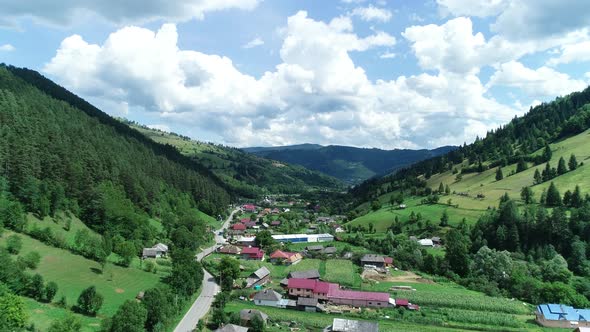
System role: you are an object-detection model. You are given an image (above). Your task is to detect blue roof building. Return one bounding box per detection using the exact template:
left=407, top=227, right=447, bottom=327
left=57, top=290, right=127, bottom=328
left=536, top=303, right=590, bottom=328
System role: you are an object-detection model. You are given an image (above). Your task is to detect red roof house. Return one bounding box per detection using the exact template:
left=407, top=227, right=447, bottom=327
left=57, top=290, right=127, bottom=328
left=384, top=257, right=394, bottom=267
left=287, top=278, right=390, bottom=308
left=233, top=223, right=247, bottom=231
left=243, top=204, right=257, bottom=212
left=270, top=220, right=281, bottom=226
left=240, top=218, right=251, bottom=223
left=241, top=247, right=264, bottom=260
left=269, top=250, right=302, bottom=265
left=394, top=298, right=409, bottom=307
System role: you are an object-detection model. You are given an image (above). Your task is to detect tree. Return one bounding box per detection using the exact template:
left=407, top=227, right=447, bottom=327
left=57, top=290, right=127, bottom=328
left=218, top=256, right=240, bottom=291
left=371, top=200, right=382, bottom=211
left=255, top=230, right=275, bottom=248
left=473, top=246, right=513, bottom=284
left=438, top=182, right=444, bottom=193
left=21, top=251, right=41, bottom=269
left=520, top=187, right=534, bottom=204
left=439, top=210, right=449, bottom=227
left=445, top=184, right=451, bottom=195
left=142, top=287, right=176, bottom=331
left=48, top=315, right=82, bottom=332
left=495, top=167, right=504, bottom=181
left=28, top=273, right=45, bottom=300
left=76, top=286, right=103, bottom=316
left=445, top=229, right=470, bottom=277
left=44, top=281, right=58, bottom=302
left=117, top=241, right=136, bottom=267
left=534, top=169, right=542, bottom=184
left=569, top=154, right=578, bottom=171
left=543, top=143, right=552, bottom=162
left=546, top=182, right=562, bottom=207
left=557, top=157, right=567, bottom=175
left=516, top=158, right=528, bottom=173
left=105, top=300, right=147, bottom=332
left=6, top=234, right=22, bottom=254
left=542, top=255, right=572, bottom=283
left=571, top=185, right=583, bottom=208
left=0, top=290, right=28, bottom=330
left=250, top=313, right=265, bottom=332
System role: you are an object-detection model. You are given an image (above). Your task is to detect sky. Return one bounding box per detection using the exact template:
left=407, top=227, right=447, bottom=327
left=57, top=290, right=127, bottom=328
left=1, top=0, right=590, bottom=149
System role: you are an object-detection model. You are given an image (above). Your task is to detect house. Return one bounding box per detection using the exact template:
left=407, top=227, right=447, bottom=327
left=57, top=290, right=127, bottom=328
left=431, top=236, right=442, bottom=245
left=142, top=243, right=169, bottom=258
left=245, top=221, right=257, bottom=228
left=242, top=204, right=257, bottom=212
left=231, top=223, right=246, bottom=235
left=235, top=236, right=256, bottom=247
left=270, top=220, right=281, bottom=227
left=253, top=289, right=283, bottom=307
left=297, top=297, right=319, bottom=312
left=269, top=250, right=302, bottom=265
left=394, top=298, right=409, bottom=307
left=272, top=233, right=334, bottom=243
left=536, top=304, right=590, bottom=328
left=287, top=279, right=390, bottom=308
left=317, top=216, right=334, bottom=223
left=383, top=257, right=394, bottom=267
left=306, top=245, right=324, bottom=252
left=327, top=318, right=379, bottom=332
left=214, top=324, right=249, bottom=332
left=323, top=246, right=338, bottom=256
left=360, top=254, right=385, bottom=268
left=241, top=247, right=264, bottom=260
left=418, top=239, right=434, bottom=247
left=246, top=266, right=271, bottom=288
left=272, top=208, right=280, bottom=214
left=240, top=218, right=251, bottom=223
left=218, top=245, right=241, bottom=255
left=288, top=278, right=338, bottom=301
left=281, top=269, right=321, bottom=287
left=239, top=309, right=268, bottom=327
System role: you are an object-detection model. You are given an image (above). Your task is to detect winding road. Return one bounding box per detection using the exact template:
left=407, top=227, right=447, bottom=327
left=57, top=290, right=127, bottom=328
left=174, top=208, right=240, bottom=332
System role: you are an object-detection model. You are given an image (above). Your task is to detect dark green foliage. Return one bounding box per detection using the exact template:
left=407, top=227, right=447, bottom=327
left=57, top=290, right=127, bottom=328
left=546, top=182, right=562, bottom=207
left=44, top=281, right=58, bottom=302
left=371, top=200, right=382, bottom=211
left=557, top=157, right=568, bottom=175
left=516, top=158, right=528, bottom=173
left=440, top=210, right=449, bottom=227
left=543, top=144, right=552, bottom=162
left=116, top=241, right=136, bottom=267
left=0, top=66, right=230, bottom=246
left=6, top=234, right=22, bottom=254
left=495, top=167, right=503, bottom=181
left=168, top=248, right=204, bottom=297
left=520, top=187, right=534, bottom=204
left=254, top=230, right=275, bottom=248
left=27, top=273, right=44, bottom=300
left=0, top=284, right=28, bottom=330
left=218, top=256, right=240, bottom=292
left=104, top=300, right=147, bottom=332
left=20, top=251, right=41, bottom=269
left=142, top=286, right=177, bottom=332
left=569, top=154, right=579, bottom=171
left=534, top=169, right=542, bottom=185
left=76, top=286, right=103, bottom=316
left=445, top=229, right=470, bottom=277
left=250, top=313, right=265, bottom=332
left=48, top=315, right=82, bottom=332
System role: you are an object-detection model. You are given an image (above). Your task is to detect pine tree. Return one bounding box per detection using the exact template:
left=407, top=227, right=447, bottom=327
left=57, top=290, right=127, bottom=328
left=569, top=154, right=578, bottom=171
left=516, top=158, right=528, bottom=173
left=520, top=186, right=534, bottom=204
left=571, top=185, right=583, bottom=208
left=438, top=182, right=444, bottom=194
left=440, top=210, right=449, bottom=227
left=545, top=182, right=562, bottom=207
left=445, top=184, right=451, bottom=195
left=543, top=143, right=552, bottom=162
left=534, top=169, right=542, bottom=184
left=495, top=167, right=504, bottom=181
left=557, top=157, right=567, bottom=175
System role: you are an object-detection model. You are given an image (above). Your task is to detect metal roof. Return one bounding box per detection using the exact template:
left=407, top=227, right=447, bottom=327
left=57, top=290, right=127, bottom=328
left=331, top=318, right=378, bottom=332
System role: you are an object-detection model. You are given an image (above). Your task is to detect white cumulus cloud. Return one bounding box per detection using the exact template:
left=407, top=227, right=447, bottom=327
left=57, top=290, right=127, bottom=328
left=0, top=43, right=15, bottom=51
left=350, top=5, right=392, bottom=23
left=242, top=37, right=264, bottom=49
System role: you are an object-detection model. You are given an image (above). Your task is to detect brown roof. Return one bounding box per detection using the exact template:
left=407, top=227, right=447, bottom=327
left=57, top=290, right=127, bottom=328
left=297, top=297, right=318, bottom=306
left=239, top=309, right=268, bottom=322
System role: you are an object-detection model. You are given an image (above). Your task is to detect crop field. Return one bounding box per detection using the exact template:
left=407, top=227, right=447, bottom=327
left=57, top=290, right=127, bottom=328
left=323, top=259, right=356, bottom=286
left=0, top=231, right=163, bottom=317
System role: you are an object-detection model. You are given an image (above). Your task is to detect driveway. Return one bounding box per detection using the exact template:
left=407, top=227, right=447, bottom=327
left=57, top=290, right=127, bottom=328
left=174, top=208, right=240, bottom=332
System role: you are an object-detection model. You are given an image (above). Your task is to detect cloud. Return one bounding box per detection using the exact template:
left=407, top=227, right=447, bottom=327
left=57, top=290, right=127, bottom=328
left=436, top=0, right=590, bottom=42
left=487, top=61, right=588, bottom=98
left=547, top=40, right=590, bottom=65
left=242, top=37, right=264, bottom=49
left=350, top=5, right=392, bottom=23
left=0, top=0, right=260, bottom=27
left=45, top=11, right=522, bottom=149
left=0, top=43, right=15, bottom=51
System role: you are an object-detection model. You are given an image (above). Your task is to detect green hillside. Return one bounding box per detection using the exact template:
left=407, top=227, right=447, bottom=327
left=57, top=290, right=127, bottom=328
left=0, top=65, right=215, bottom=331
left=244, top=144, right=456, bottom=184
left=128, top=122, right=344, bottom=197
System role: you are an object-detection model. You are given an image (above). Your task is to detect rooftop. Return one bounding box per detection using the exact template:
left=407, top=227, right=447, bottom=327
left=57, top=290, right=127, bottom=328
left=288, top=269, right=320, bottom=279
left=253, top=289, right=282, bottom=302
left=331, top=318, right=379, bottom=332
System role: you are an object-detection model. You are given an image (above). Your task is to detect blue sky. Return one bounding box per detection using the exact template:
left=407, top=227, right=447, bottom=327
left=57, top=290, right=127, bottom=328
left=1, top=0, right=590, bottom=149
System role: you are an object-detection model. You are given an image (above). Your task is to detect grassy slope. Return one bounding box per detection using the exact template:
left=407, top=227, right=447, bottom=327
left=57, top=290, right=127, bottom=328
left=0, top=231, right=163, bottom=317
left=349, top=129, right=590, bottom=230
left=131, top=124, right=343, bottom=195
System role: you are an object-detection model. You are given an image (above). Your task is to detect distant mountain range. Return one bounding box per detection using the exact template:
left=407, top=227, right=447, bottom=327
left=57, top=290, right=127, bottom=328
left=242, top=144, right=457, bottom=184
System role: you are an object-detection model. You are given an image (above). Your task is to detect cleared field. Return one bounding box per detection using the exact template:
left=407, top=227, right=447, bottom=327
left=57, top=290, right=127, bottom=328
left=0, top=231, right=163, bottom=317
left=324, top=259, right=355, bottom=286
left=23, top=297, right=101, bottom=332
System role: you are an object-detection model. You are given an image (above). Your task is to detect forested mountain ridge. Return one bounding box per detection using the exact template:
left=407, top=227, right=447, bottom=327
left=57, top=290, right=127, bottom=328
left=243, top=144, right=456, bottom=184
left=0, top=64, right=230, bottom=240
left=127, top=122, right=344, bottom=197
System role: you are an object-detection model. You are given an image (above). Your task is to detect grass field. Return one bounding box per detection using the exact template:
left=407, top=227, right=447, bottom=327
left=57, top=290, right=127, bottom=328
left=0, top=231, right=164, bottom=317
left=323, top=260, right=356, bottom=287
left=23, top=297, right=101, bottom=332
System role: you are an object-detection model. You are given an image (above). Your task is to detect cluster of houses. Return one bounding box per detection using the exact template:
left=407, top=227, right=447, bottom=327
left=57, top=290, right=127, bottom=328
left=536, top=303, right=590, bottom=328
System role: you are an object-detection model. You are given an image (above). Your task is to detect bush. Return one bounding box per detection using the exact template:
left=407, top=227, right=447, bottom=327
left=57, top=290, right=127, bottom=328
left=75, top=286, right=103, bottom=316
left=6, top=234, right=22, bottom=255
left=44, top=281, right=58, bottom=302
left=21, top=251, right=41, bottom=269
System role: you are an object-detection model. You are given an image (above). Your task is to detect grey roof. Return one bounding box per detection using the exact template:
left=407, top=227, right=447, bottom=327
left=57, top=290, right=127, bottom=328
left=253, top=289, right=282, bottom=302
left=323, top=247, right=337, bottom=254
left=152, top=243, right=168, bottom=252
left=215, top=324, right=249, bottom=332
left=251, top=266, right=271, bottom=279
left=142, top=248, right=159, bottom=257
left=240, top=309, right=268, bottom=322
left=361, top=254, right=385, bottom=263
left=306, top=245, right=324, bottom=251
left=288, top=269, right=320, bottom=279
left=331, top=318, right=379, bottom=332
left=297, top=297, right=318, bottom=306
left=280, top=278, right=289, bottom=286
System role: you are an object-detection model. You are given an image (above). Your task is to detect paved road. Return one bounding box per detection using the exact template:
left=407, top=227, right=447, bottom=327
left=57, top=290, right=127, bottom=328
left=174, top=208, right=239, bottom=332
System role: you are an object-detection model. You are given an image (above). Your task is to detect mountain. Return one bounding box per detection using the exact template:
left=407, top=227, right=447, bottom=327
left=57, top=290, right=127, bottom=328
left=0, top=64, right=230, bottom=242
left=127, top=123, right=344, bottom=197
left=243, top=144, right=456, bottom=184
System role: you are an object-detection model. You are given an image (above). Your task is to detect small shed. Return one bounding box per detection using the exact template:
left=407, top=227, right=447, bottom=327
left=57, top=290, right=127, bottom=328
left=297, top=297, right=318, bottom=312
